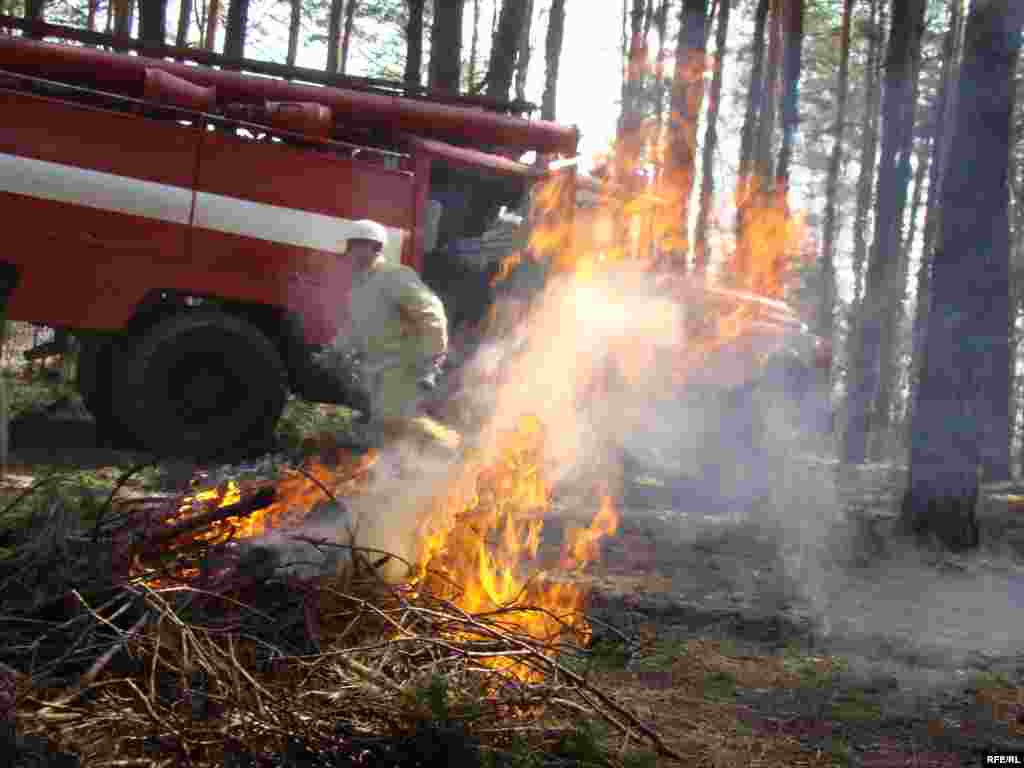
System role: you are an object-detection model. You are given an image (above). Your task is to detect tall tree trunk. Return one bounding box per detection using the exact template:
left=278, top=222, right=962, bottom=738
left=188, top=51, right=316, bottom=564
left=467, top=0, right=481, bottom=89
left=223, top=0, right=249, bottom=60
left=176, top=0, right=193, bottom=47
left=24, top=0, right=45, bottom=38
left=204, top=0, right=221, bottom=50
left=651, top=0, right=671, bottom=149
left=514, top=0, right=535, bottom=103
left=87, top=0, right=100, bottom=32
left=850, top=0, right=883, bottom=309
left=737, top=0, right=769, bottom=188
left=693, top=0, right=730, bottom=275
left=733, top=0, right=769, bottom=280
left=817, top=0, right=853, bottom=348
left=663, top=0, right=709, bottom=270
left=774, top=0, right=803, bottom=190
left=843, top=0, right=926, bottom=465
left=339, top=0, right=360, bottom=75
left=541, top=0, right=567, bottom=121
left=901, top=0, right=1022, bottom=551
left=405, top=0, right=426, bottom=86
left=138, top=0, right=167, bottom=47
left=112, top=0, right=135, bottom=49
left=430, top=0, right=465, bottom=93
left=286, top=0, right=302, bottom=67
left=909, top=0, right=965, bottom=424
left=753, top=0, right=782, bottom=182
left=326, top=0, right=343, bottom=73
left=871, top=22, right=928, bottom=462
left=485, top=0, right=528, bottom=101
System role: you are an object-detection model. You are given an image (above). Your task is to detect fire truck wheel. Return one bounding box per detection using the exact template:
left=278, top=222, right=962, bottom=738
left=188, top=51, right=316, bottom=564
left=113, top=311, right=288, bottom=459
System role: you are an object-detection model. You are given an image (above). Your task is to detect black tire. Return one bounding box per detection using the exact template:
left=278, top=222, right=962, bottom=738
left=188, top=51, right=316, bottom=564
left=113, top=311, right=288, bottom=459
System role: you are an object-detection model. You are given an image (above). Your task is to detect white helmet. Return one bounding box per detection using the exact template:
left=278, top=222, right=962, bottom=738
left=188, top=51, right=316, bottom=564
left=346, top=219, right=388, bottom=248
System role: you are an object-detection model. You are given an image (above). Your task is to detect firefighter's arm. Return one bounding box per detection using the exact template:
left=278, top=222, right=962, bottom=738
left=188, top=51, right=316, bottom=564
left=391, top=268, right=449, bottom=360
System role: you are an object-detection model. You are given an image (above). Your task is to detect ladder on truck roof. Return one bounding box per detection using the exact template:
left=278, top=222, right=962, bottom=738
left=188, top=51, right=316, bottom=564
left=0, top=13, right=537, bottom=117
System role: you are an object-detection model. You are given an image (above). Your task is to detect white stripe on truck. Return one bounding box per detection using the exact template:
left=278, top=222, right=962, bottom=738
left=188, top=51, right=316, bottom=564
left=0, top=151, right=192, bottom=225
left=0, top=151, right=407, bottom=262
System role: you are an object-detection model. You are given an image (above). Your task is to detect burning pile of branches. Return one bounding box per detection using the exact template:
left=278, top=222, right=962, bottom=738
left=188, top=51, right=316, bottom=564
left=0, top=431, right=679, bottom=768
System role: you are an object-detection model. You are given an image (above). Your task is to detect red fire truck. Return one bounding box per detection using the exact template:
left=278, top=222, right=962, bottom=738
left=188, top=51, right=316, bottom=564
left=0, top=21, right=578, bottom=457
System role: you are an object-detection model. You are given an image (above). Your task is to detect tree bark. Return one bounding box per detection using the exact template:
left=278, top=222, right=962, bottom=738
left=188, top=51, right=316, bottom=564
left=339, top=0, right=360, bottom=75
left=485, top=0, right=528, bottom=101
left=774, top=0, right=803, bottom=191
left=901, top=0, right=1023, bottom=550
left=817, top=0, right=853, bottom=348
left=843, top=0, right=926, bottom=465
left=405, top=0, right=426, bottom=86
left=737, top=0, right=769, bottom=188
left=223, top=0, right=249, bottom=60
left=326, top=0, right=343, bottom=73
left=87, top=0, right=99, bottom=32
left=850, top=0, right=883, bottom=309
left=870, top=20, right=928, bottom=462
left=24, top=0, right=45, bottom=39
left=541, top=0, right=567, bottom=122
left=204, top=0, right=221, bottom=51
left=514, top=0, right=535, bottom=103
left=663, top=0, right=709, bottom=270
left=286, top=0, right=302, bottom=67
left=467, top=0, right=481, bottom=89
left=430, top=0, right=465, bottom=93
left=138, top=0, right=167, bottom=47
left=753, top=0, right=782, bottom=183
left=176, top=0, right=193, bottom=47
left=693, top=0, right=729, bottom=276
left=112, top=0, right=135, bottom=49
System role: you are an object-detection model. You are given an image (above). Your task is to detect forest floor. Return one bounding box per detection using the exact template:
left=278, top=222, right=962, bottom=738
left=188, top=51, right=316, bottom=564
left=1, top=370, right=1023, bottom=766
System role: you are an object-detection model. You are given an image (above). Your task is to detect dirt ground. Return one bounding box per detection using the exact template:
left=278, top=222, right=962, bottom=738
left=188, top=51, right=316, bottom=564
left=3, top=403, right=1024, bottom=767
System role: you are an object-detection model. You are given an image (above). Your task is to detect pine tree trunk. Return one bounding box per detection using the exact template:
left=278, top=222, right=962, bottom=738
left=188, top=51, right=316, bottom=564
left=844, top=0, right=925, bottom=465
left=113, top=0, right=135, bottom=49
left=774, top=0, right=803, bottom=191
left=651, top=0, right=671, bottom=146
left=326, top=0, right=343, bottom=73
left=733, top=0, right=769, bottom=278
left=871, top=26, right=927, bottom=462
left=850, top=0, right=883, bottom=309
left=541, top=0, right=567, bottom=122
left=223, top=0, right=249, bottom=60
left=87, top=0, right=99, bottom=32
left=485, top=0, right=528, bottom=101
left=286, top=0, right=301, bottom=67
left=901, top=0, right=1022, bottom=551
left=24, top=0, right=45, bottom=38
left=693, top=0, right=729, bottom=276
left=138, top=0, right=167, bottom=47
left=339, top=0, right=359, bottom=75
left=467, top=0, right=481, bottom=89
left=204, top=0, right=220, bottom=50
left=737, top=0, right=769, bottom=189
left=514, top=0, right=534, bottom=103
left=430, top=0, right=465, bottom=93
left=405, top=0, right=426, bottom=86
left=753, top=0, right=782, bottom=183
left=176, top=0, right=193, bottom=47
left=663, top=0, right=709, bottom=270
left=817, top=0, right=853, bottom=347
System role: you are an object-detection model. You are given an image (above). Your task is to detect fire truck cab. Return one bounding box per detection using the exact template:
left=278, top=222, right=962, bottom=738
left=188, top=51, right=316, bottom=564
left=0, top=26, right=578, bottom=458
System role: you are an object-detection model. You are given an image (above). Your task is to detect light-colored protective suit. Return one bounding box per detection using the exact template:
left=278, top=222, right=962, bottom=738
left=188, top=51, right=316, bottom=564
left=341, top=254, right=459, bottom=453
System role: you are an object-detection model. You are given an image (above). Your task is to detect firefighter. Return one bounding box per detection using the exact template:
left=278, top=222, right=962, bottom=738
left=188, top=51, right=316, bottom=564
left=334, top=220, right=460, bottom=456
